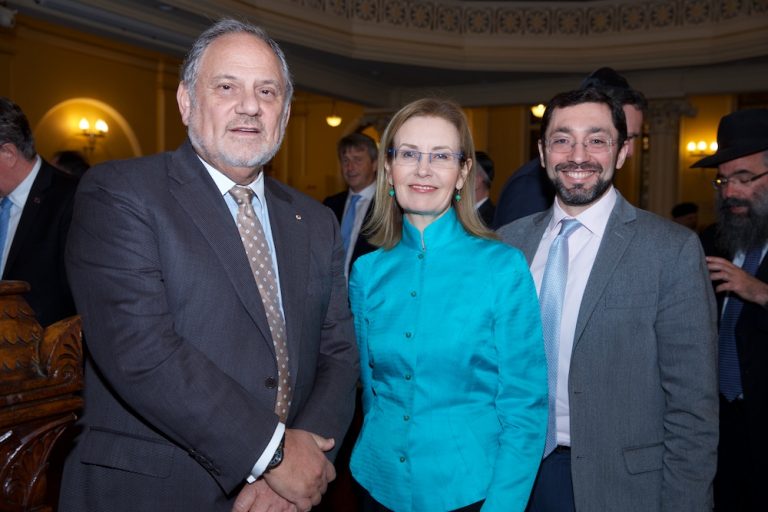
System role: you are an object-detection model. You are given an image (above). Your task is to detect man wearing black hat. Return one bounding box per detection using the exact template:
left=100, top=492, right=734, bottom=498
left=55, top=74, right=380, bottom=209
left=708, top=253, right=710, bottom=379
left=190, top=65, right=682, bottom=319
left=692, top=108, right=768, bottom=512
left=474, top=150, right=496, bottom=226
left=493, top=67, right=647, bottom=228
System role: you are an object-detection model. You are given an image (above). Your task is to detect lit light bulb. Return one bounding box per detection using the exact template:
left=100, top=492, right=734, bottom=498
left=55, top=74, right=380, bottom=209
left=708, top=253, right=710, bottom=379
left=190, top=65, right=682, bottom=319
left=95, top=119, right=109, bottom=134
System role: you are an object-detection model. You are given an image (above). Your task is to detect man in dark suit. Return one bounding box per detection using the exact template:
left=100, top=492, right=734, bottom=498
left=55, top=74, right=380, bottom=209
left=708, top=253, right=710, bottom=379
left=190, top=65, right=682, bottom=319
left=0, top=97, right=76, bottom=327
left=493, top=67, right=646, bottom=228
left=323, top=133, right=378, bottom=277
left=500, top=88, right=718, bottom=511
left=474, top=150, right=495, bottom=227
left=59, top=19, right=359, bottom=512
left=693, top=108, right=768, bottom=512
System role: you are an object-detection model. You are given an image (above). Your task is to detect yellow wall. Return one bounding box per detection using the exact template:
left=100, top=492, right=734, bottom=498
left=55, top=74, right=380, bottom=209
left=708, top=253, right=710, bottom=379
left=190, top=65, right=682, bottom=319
left=679, top=95, right=737, bottom=228
left=465, top=105, right=530, bottom=202
left=0, top=16, right=186, bottom=165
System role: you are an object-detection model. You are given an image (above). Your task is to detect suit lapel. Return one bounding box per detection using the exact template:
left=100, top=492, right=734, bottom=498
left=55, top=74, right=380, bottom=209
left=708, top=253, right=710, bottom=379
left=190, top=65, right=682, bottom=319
left=167, top=141, right=275, bottom=353
left=519, top=212, right=551, bottom=264
left=573, top=194, right=637, bottom=348
left=265, top=178, right=308, bottom=385
left=5, top=161, right=52, bottom=273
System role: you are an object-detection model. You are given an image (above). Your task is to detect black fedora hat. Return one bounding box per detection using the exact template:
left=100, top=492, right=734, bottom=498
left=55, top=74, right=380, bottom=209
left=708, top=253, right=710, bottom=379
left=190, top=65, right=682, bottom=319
left=691, top=108, right=768, bottom=168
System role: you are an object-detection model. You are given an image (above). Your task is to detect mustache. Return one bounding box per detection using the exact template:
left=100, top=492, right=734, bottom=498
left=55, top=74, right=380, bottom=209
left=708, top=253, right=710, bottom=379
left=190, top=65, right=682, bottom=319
left=554, top=162, right=602, bottom=173
left=226, top=117, right=264, bottom=131
left=720, top=197, right=751, bottom=211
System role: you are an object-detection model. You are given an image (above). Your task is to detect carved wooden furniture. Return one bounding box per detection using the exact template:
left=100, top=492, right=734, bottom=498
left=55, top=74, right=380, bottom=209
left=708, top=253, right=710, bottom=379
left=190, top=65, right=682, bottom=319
left=0, top=281, right=82, bottom=512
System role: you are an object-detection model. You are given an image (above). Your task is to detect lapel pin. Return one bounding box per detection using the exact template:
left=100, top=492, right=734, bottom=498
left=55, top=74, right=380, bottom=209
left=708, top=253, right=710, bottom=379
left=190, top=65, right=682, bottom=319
left=295, top=214, right=302, bottom=221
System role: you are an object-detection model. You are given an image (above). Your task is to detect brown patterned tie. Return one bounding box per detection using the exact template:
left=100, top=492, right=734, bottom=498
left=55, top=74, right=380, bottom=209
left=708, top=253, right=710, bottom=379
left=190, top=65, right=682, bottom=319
left=230, top=185, right=292, bottom=422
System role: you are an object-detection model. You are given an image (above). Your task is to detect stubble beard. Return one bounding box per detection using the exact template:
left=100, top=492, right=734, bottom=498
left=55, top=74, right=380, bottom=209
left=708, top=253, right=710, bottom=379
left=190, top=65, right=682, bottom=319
left=187, top=108, right=286, bottom=171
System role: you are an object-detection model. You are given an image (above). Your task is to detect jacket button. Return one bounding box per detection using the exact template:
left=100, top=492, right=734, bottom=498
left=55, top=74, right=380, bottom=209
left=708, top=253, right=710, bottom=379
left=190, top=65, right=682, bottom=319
left=265, top=377, right=277, bottom=388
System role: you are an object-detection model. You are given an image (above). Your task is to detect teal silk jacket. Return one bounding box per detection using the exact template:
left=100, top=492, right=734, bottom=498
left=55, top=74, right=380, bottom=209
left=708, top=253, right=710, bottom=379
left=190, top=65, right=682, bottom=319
left=349, top=209, right=547, bottom=511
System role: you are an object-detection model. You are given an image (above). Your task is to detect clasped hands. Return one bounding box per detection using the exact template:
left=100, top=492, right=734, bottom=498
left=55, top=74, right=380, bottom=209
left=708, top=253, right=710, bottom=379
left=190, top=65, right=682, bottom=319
left=233, top=429, right=336, bottom=512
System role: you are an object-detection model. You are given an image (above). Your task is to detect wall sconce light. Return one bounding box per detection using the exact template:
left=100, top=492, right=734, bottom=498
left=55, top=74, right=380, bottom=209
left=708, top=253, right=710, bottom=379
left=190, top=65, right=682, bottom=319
left=686, top=140, right=717, bottom=157
left=79, top=117, right=109, bottom=154
left=326, top=102, right=342, bottom=128
left=530, top=104, right=546, bottom=119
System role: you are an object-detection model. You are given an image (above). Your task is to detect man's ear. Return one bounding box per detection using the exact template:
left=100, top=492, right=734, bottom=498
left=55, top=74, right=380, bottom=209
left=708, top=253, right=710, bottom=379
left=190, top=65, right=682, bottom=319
left=538, top=139, right=546, bottom=168
left=177, top=82, right=191, bottom=126
left=615, top=139, right=629, bottom=169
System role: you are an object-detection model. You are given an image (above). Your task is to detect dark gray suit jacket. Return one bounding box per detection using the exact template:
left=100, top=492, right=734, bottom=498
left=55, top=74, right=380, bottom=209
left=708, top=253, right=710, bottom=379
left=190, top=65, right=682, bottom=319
left=499, top=192, right=718, bottom=512
left=60, top=140, right=359, bottom=511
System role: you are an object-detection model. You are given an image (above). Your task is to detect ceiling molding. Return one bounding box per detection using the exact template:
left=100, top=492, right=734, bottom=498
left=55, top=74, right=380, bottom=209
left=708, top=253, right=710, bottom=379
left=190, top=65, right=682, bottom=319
left=7, top=0, right=768, bottom=107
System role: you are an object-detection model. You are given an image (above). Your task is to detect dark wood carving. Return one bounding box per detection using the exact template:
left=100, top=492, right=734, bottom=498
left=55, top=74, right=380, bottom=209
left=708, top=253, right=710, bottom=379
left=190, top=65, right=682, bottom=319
left=0, top=281, right=83, bottom=512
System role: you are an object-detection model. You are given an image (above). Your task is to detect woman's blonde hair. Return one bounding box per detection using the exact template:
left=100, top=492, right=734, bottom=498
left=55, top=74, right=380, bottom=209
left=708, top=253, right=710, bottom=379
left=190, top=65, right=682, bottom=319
left=365, top=98, right=496, bottom=249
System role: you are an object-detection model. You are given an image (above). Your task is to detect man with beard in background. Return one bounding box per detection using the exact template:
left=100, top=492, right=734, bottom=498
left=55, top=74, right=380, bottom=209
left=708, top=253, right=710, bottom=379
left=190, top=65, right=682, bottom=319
left=694, top=108, right=768, bottom=512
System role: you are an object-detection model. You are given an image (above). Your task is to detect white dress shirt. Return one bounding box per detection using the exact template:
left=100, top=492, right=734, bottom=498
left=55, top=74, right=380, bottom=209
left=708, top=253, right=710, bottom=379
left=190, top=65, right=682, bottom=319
left=200, top=157, right=286, bottom=481
left=1, top=156, right=41, bottom=274
left=530, top=186, right=617, bottom=447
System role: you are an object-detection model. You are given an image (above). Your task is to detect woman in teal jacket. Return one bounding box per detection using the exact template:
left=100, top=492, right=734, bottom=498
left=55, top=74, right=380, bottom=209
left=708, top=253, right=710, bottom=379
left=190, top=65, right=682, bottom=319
left=349, top=98, right=547, bottom=512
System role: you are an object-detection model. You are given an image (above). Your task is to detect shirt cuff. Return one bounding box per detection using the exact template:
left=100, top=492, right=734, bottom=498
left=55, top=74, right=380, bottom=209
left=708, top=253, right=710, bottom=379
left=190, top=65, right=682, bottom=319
left=246, top=422, right=286, bottom=484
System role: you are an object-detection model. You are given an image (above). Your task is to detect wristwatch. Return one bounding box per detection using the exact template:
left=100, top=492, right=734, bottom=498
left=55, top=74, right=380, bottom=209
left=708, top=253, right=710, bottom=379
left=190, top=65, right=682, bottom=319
left=265, top=433, right=285, bottom=472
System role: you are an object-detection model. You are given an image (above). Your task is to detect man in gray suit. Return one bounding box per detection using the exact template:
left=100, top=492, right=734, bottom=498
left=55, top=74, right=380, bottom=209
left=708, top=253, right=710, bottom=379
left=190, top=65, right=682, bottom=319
left=499, top=88, right=718, bottom=511
left=60, top=19, right=359, bottom=512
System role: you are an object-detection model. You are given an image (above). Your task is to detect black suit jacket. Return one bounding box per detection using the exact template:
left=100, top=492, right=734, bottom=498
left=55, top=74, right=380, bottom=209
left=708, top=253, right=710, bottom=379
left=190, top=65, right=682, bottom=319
left=477, top=198, right=495, bottom=227
left=2, top=159, right=77, bottom=327
left=701, top=226, right=768, bottom=431
left=322, top=190, right=377, bottom=273
left=492, top=158, right=555, bottom=229
left=60, top=141, right=359, bottom=511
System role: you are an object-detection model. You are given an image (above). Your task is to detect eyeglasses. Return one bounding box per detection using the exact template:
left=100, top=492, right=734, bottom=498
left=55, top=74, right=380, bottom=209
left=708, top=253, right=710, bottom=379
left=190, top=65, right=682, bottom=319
left=388, top=148, right=464, bottom=170
left=712, top=170, right=768, bottom=190
left=545, top=136, right=616, bottom=154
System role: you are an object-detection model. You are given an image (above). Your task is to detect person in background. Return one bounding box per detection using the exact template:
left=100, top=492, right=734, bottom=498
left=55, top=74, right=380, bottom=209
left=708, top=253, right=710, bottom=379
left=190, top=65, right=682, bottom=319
left=500, top=88, right=718, bottom=511
left=474, top=150, right=495, bottom=226
left=51, top=149, right=90, bottom=179
left=323, top=133, right=378, bottom=278
left=350, top=97, right=547, bottom=511
left=670, top=201, right=699, bottom=231
left=0, top=96, right=76, bottom=327
left=493, top=67, right=647, bottom=228
left=59, top=19, right=359, bottom=512
left=693, top=108, right=768, bottom=512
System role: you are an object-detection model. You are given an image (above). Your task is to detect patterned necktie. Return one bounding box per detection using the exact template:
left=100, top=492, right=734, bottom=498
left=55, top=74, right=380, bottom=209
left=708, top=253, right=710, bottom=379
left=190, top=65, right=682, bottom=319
left=0, top=197, right=13, bottom=269
left=340, top=194, right=361, bottom=252
left=539, top=218, right=581, bottom=458
left=718, top=246, right=763, bottom=401
left=230, top=185, right=292, bottom=422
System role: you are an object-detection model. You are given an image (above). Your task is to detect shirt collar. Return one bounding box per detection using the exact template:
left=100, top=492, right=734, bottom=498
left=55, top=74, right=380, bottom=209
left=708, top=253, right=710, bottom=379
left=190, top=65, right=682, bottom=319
left=351, top=181, right=376, bottom=201
left=199, top=156, right=266, bottom=205
left=8, top=155, right=41, bottom=208
left=548, top=185, right=617, bottom=238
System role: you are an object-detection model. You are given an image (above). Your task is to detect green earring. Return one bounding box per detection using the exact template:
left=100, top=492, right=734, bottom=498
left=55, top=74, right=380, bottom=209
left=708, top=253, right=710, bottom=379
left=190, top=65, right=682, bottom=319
left=388, top=187, right=395, bottom=197
left=454, top=190, right=462, bottom=202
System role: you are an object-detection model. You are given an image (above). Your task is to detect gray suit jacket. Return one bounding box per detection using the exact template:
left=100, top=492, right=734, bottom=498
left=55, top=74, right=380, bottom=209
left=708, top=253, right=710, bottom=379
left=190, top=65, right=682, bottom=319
left=60, top=140, right=359, bottom=511
left=499, top=192, right=718, bottom=512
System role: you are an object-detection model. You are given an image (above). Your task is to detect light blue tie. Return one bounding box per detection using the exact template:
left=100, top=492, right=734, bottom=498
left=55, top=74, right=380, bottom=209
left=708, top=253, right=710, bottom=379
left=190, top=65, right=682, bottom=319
left=718, top=246, right=763, bottom=401
left=539, top=218, right=581, bottom=458
left=341, top=194, right=361, bottom=252
left=0, top=197, right=13, bottom=269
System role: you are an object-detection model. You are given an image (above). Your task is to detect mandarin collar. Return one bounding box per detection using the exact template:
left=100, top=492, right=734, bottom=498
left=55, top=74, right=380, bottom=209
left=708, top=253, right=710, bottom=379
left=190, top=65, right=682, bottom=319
left=401, top=207, right=465, bottom=251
